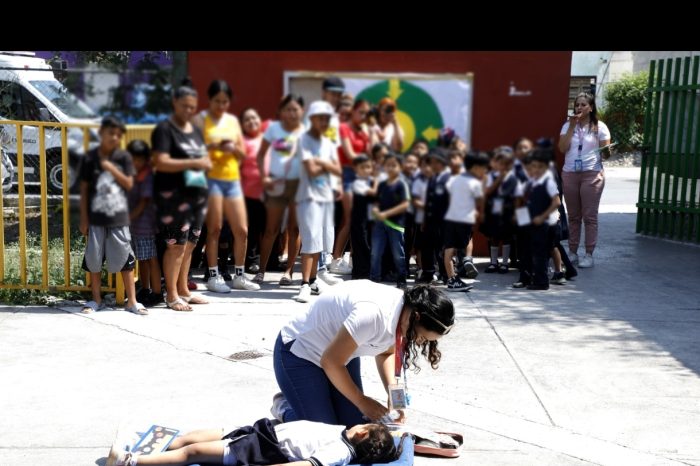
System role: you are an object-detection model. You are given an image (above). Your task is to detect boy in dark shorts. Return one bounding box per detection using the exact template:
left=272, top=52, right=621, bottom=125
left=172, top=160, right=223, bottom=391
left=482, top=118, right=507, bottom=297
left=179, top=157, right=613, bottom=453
left=443, top=151, right=490, bottom=292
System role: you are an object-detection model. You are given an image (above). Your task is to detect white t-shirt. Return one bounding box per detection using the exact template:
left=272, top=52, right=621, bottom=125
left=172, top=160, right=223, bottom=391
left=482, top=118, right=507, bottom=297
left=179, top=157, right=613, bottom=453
left=264, top=121, right=305, bottom=180
left=275, top=421, right=353, bottom=466
left=444, top=173, right=483, bottom=224
left=411, top=175, right=429, bottom=224
left=280, top=280, right=405, bottom=366
left=559, top=121, right=611, bottom=173
left=295, top=132, right=337, bottom=203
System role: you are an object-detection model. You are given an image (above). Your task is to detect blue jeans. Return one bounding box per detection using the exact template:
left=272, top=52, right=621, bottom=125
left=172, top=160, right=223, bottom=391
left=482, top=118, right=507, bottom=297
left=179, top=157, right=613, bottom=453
left=273, top=333, right=365, bottom=427
left=370, top=222, right=406, bottom=282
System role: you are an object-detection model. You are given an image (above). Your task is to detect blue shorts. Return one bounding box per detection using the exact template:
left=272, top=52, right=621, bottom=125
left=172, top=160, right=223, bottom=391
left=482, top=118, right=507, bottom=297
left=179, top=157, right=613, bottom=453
left=342, top=166, right=356, bottom=192
left=208, top=178, right=243, bottom=199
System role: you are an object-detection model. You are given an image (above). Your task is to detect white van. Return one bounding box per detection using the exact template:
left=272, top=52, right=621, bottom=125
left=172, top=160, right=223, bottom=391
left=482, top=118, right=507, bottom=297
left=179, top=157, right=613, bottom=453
left=0, top=51, right=99, bottom=193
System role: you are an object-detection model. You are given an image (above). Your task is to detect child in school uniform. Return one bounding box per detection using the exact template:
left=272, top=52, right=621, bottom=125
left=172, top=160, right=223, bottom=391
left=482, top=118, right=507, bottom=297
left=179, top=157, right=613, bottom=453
left=443, top=151, right=490, bottom=292
left=482, top=146, right=518, bottom=274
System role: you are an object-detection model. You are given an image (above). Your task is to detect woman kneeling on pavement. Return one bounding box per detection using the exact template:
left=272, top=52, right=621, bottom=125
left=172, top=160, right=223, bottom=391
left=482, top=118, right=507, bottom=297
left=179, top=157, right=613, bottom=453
left=272, top=280, right=455, bottom=426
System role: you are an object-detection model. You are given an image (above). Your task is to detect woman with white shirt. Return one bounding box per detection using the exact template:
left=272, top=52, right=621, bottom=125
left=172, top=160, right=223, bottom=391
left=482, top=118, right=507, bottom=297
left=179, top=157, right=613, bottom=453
left=558, top=92, right=611, bottom=268
left=272, top=281, right=455, bottom=427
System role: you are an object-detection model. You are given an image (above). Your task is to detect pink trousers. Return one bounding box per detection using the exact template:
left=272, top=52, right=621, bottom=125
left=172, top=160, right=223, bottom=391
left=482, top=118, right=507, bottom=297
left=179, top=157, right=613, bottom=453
left=562, top=170, right=605, bottom=254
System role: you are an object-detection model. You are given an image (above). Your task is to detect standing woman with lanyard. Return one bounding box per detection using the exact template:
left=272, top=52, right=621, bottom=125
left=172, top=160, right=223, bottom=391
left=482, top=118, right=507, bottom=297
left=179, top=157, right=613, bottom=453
left=558, top=92, right=611, bottom=269
left=272, top=280, right=455, bottom=427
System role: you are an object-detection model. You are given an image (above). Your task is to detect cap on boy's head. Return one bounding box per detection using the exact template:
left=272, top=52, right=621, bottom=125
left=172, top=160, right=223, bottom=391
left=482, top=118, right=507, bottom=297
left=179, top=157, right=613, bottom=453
left=100, top=115, right=126, bottom=133
left=307, top=100, right=335, bottom=118
left=322, top=76, right=345, bottom=93
left=427, top=148, right=448, bottom=165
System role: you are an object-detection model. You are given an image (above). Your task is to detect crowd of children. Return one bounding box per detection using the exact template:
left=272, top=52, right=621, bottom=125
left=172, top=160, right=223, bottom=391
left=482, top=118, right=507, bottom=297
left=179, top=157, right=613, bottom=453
left=80, top=76, right=580, bottom=315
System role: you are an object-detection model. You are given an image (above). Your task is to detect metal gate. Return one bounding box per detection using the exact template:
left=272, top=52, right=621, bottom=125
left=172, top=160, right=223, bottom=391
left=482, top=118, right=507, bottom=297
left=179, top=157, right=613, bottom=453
left=637, top=56, right=700, bottom=243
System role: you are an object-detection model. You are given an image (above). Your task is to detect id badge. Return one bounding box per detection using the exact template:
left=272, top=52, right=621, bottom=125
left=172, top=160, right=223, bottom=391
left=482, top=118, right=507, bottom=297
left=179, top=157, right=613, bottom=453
left=574, top=159, right=583, bottom=172
left=388, top=383, right=408, bottom=409
left=492, top=198, right=504, bottom=215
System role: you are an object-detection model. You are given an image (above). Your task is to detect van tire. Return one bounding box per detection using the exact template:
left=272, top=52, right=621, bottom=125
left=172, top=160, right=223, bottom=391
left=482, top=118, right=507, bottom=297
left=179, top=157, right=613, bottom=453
left=46, top=150, right=72, bottom=194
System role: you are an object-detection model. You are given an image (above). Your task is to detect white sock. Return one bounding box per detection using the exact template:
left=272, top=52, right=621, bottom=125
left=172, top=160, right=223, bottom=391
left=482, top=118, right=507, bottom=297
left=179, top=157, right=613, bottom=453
left=502, top=245, right=511, bottom=264
left=235, top=266, right=244, bottom=276
left=209, top=266, right=218, bottom=278
left=490, top=247, right=498, bottom=264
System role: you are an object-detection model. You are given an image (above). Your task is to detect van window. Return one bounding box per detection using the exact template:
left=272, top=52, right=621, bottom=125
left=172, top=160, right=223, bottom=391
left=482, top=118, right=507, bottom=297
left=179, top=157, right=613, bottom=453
left=0, top=81, right=23, bottom=120
left=29, top=80, right=96, bottom=119
left=0, top=81, right=59, bottom=122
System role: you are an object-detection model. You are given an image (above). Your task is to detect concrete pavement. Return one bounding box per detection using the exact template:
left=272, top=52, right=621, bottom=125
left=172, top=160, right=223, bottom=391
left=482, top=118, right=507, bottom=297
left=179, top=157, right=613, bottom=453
left=1, top=167, right=699, bottom=466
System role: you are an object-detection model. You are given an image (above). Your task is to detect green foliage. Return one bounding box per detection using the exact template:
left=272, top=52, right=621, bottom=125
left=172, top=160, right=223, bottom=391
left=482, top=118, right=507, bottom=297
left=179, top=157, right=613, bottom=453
left=601, top=71, right=649, bottom=152
left=0, top=233, right=91, bottom=305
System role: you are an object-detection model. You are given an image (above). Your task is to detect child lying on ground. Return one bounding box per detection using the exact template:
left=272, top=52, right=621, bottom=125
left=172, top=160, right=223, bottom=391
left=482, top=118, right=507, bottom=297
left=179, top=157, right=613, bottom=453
left=107, top=417, right=405, bottom=466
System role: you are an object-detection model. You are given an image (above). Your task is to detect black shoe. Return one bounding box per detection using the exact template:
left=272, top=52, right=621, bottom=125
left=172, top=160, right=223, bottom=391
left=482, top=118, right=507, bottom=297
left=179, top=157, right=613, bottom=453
left=396, top=281, right=407, bottom=290
left=145, top=290, right=165, bottom=306
left=551, top=272, right=566, bottom=285
left=447, top=276, right=473, bottom=292
left=222, top=272, right=233, bottom=283
left=248, top=263, right=260, bottom=274
left=136, top=287, right=152, bottom=302
left=462, top=260, right=479, bottom=279
left=564, top=267, right=578, bottom=280
left=484, top=263, right=498, bottom=273
left=497, top=263, right=509, bottom=274
left=527, top=284, right=549, bottom=290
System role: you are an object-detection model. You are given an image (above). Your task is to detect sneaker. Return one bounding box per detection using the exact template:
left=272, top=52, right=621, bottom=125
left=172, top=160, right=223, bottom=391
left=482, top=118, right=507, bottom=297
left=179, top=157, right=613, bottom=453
left=207, top=275, right=231, bottom=293
left=564, top=266, right=578, bottom=280
left=252, top=272, right=265, bottom=284
left=569, top=252, right=579, bottom=266
left=318, top=269, right=343, bottom=285
left=294, top=284, right=312, bottom=303
left=310, top=281, right=322, bottom=295
left=551, top=272, right=567, bottom=285
left=248, top=263, right=260, bottom=274
left=233, top=274, right=261, bottom=291
left=447, top=276, right=473, bottom=292
left=462, top=260, right=479, bottom=279
left=484, top=263, right=498, bottom=273
left=329, top=258, right=352, bottom=275
left=270, top=392, right=291, bottom=422
left=497, top=263, right=509, bottom=274
left=578, top=254, right=594, bottom=268
left=512, top=281, right=528, bottom=289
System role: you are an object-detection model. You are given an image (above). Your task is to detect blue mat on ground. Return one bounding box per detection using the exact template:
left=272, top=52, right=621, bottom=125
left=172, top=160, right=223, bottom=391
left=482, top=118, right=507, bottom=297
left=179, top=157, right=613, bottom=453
left=188, top=430, right=414, bottom=466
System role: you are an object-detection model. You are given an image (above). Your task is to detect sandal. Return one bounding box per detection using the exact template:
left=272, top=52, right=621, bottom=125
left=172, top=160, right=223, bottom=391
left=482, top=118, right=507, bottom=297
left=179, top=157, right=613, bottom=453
left=181, top=294, right=209, bottom=305
left=279, top=273, right=293, bottom=286
left=125, top=302, right=149, bottom=315
left=81, top=300, right=106, bottom=314
left=166, top=297, right=192, bottom=312
left=252, top=272, right=265, bottom=284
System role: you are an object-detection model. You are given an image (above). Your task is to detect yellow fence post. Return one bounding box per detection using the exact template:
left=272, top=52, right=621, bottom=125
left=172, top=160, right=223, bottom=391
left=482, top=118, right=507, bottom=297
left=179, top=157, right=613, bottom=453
left=16, top=123, right=27, bottom=285
left=39, top=125, right=49, bottom=288
left=61, top=127, right=71, bottom=288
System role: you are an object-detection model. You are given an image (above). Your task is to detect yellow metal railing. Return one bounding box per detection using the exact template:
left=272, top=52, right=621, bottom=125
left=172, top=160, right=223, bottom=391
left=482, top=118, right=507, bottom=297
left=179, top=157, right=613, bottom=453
left=0, top=119, right=155, bottom=305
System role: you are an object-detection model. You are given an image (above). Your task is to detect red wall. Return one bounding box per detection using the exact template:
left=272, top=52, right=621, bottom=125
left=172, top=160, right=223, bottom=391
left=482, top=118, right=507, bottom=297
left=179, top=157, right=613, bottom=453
left=188, top=51, right=572, bottom=256
left=188, top=51, right=571, bottom=153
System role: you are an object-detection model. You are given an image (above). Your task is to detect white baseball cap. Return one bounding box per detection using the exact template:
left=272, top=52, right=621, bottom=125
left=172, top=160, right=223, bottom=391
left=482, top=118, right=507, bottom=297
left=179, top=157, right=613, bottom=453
left=307, top=100, right=335, bottom=118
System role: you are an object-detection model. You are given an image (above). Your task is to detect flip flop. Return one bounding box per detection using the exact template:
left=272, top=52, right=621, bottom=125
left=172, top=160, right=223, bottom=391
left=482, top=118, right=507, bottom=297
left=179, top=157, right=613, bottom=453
left=81, top=300, right=106, bottom=314
left=166, top=297, right=192, bottom=312
left=181, top=294, right=208, bottom=305
left=125, top=302, right=149, bottom=315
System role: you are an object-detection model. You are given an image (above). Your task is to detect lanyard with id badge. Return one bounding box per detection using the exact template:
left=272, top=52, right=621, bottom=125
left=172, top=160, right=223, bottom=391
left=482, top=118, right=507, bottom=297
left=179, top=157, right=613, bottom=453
left=390, top=329, right=410, bottom=411
left=575, top=125, right=585, bottom=172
